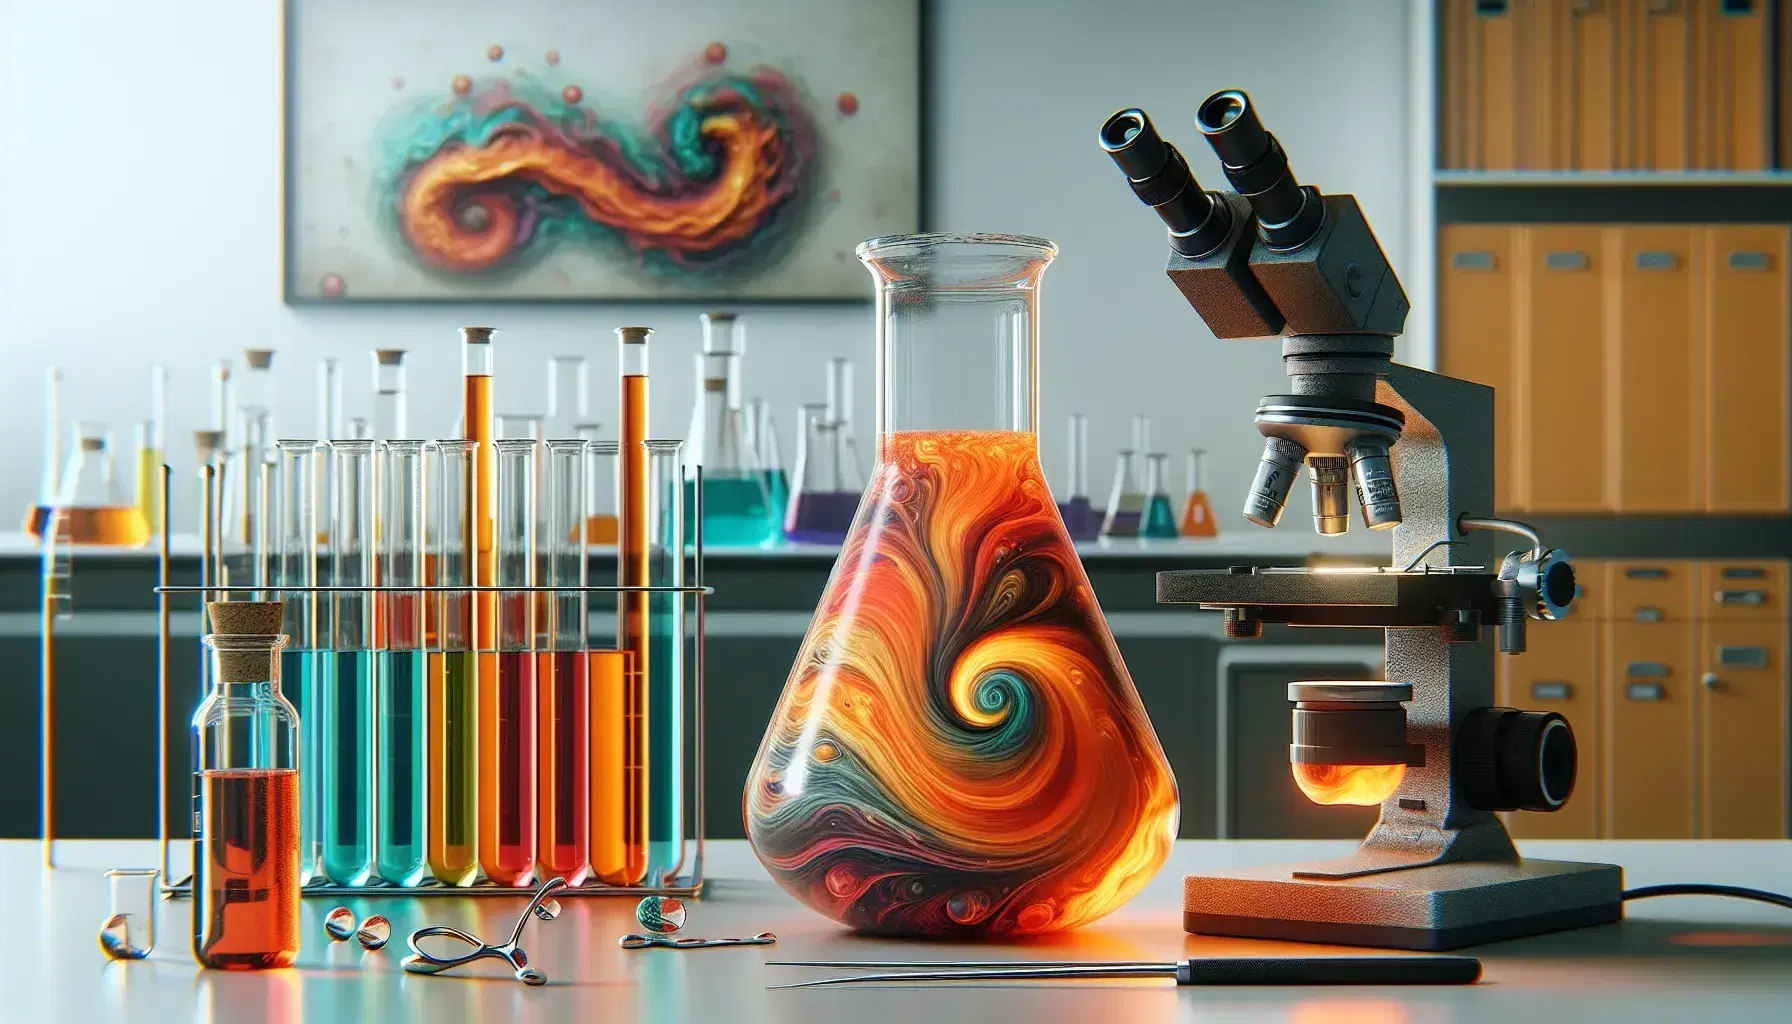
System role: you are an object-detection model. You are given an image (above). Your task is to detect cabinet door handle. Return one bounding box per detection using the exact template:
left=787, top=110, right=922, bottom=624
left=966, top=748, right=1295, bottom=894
left=1634, top=251, right=1679, bottom=270
left=1624, top=567, right=1669, bottom=580
left=1531, top=681, right=1573, bottom=701
left=1627, top=661, right=1670, bottom=678
left=1631, top=606, right=1664, bottom=623
left=1546, top=251, right=1589, bottom=271
left=1627, top=683, right=1667, bottom=701
left=1702, top=672, right=1721, bottom=691
left=1452, top=251, right=1496, bottom=271
left=1715, top=589, right=1767, bottom=606
left=1727, top=251, right=1772, bottom=271
left=1717, top=646, right=1770, bottom=668
left=1719, top=567, right=1767, bottom=580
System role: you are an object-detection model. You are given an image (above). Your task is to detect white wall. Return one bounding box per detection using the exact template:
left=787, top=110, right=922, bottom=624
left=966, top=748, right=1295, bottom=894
left=1, top=0, right=1411, bottom=550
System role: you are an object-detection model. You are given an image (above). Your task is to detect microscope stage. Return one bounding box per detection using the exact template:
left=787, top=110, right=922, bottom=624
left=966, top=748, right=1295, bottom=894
left=1184, top=857, right=1623, bottom=950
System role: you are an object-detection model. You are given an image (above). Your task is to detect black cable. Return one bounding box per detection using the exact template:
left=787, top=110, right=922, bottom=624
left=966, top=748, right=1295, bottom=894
left=1621, top=883, right=1792, bottom=912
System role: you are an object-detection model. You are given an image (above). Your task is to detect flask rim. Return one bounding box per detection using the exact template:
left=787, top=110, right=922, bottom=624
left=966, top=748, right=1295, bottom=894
left=856, top=232, right=1057, bottom=262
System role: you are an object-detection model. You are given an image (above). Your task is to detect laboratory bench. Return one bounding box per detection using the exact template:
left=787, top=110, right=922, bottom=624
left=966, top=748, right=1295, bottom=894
left=2, top=534, right=1786, bottom=844
left=8, top=838, right=1792, bottom=1023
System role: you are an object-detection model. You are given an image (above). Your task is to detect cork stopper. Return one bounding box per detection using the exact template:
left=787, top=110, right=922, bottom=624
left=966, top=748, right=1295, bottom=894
left=244, top=349, right=275, bottom=370
left=460, top=326, right=496, bottom=343
left=703, top=311, right=736, bottom=322
left=206, top=601, right=285, bottom=683
left=192, top=429, right=224, bottom=462
left=616, top=326, right=653, bottom=344
left=375, top=348, right=407, bottom=365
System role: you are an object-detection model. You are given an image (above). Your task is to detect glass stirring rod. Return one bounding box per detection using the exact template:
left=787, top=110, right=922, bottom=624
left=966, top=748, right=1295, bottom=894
left=765, top=955, right=1482, bottom=989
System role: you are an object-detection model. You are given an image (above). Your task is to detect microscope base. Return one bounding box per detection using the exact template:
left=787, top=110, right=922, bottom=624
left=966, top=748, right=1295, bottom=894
left=1183, top=857, right=1623, bottom=950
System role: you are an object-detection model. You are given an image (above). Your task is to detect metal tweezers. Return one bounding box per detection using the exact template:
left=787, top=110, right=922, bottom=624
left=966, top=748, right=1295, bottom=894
left=402, top=877, right=568, bottom=986
left=765, top=955, right=1483, bottom=989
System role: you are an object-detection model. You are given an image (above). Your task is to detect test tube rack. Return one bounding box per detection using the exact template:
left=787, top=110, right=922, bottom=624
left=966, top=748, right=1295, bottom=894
left=110, top=461, right=712, bottom=898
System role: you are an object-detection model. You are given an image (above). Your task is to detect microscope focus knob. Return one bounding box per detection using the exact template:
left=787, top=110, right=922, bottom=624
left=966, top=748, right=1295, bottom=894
left=1455, top=707, right=1576, bottom=813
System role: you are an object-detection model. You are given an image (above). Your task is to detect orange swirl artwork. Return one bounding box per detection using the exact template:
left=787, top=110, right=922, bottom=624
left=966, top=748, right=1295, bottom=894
left=745, top=430, right=1180, bottom=937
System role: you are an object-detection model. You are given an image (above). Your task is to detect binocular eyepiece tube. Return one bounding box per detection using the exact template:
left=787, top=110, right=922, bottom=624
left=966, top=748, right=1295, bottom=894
left=1194, top=90, right=1324, bottom=251
left=1099, top=108, right=1232, bottom=257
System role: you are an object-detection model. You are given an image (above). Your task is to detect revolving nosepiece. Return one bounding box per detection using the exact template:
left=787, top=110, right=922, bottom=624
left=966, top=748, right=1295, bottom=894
left=1100, top=108, right=1231, bottom=257
left=1195, top=89, right=1324, bottom=250
left=1243, top=435, right=1307, bottom=528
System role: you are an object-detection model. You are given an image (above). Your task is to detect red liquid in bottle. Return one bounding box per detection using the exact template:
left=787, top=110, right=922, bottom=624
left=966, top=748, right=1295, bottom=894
left=480, top=651, right=538, bottom=886
left=537, top=650, right=590, bottom=885
left=194, top=768, right=301, bottom=969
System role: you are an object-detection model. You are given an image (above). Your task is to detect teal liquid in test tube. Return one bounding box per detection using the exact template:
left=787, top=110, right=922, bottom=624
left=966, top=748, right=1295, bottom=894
left=645, top=439, right=686, bottom=882
left=377, top=439, right=429, bottom=886
left=323, top=439, right=377, bottom=886
left=274, top=438, right=322, bottom=884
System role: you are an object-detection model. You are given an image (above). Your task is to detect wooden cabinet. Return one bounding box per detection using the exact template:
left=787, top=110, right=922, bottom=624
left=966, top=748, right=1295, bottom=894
left=1606, top=560, right=1696, bottom=623
left=1699, top=621, right=1788, bottom=838
left=1517, top=226, right=1609, bottom=511
left=1501, top=619, right=1601, bottom=839
left=1703, top=226, right=1791, bottom=512
left=1603, top=620, right=1698, bottom=838
left=1437, top=223, right=1789, bottom=514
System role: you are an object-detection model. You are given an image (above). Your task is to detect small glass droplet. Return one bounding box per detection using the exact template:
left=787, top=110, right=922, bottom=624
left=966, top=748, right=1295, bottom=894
left=98, top=914, right=151, bottom=961
left=357, top=916, right=391, bottom=950
left=324, top=907, right=357, bottom=941
left=517, top=966, right=547, bottom=986
left=532, top=898, right=561, bottom=922
left=635, top=895, right=687, bottom=934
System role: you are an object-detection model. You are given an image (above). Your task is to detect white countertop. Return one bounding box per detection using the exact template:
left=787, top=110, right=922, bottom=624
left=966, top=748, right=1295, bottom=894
left=9, top=839, right=1791, bottom=1023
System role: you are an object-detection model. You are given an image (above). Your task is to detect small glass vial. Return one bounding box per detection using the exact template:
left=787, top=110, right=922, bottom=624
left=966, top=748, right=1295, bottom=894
left=193, top=601, right=301, bottom=970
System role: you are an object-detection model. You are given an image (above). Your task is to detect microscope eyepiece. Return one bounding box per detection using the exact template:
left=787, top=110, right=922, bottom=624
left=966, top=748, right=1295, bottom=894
left=1194, top=89, right=1324, bottom=250
left=1100, top=107, right=1231, bottom=257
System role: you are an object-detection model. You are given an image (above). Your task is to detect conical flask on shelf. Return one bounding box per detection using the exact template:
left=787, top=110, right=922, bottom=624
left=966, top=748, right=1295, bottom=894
left=749, top=397, right=789, bottom=526
left=1055, top=412, right=1098, bottom=541
left=56, top=422, right=150, bottom=547
left=684, top=314, right=774, bottom=546
left=1180, top=448, right=1218, bottom=537
left=1141, top=452, right=1179, bottom=539
left=782, top=403, right=856, bottom=544
left=25, top=366, right=62, bottom=538
left=1099, top=450, right=1144, bottom=539
left=745, top=233, right=1178, bottom=938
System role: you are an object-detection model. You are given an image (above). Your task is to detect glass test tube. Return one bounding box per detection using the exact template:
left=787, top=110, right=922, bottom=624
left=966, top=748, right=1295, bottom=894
left=645, top=439, right=686, bottom=882
left=323, top=439, right=377, bottom=886
left=194, top=602, right=300, bottom=969
left=429, top=440, right=479, bottom=886
left=377, top=440, right=428, bottom=886
left=612, top=327, right=651, bottom=885
left=273, top=440, right=322, bottom=885
left=213, top=362, right=235, bottom=537
left=136, top=365, right=167, bottom=536
left=316, top=357, right=343, bottom=545
left=30, top=366, right=61, bottom=536
left=461, top=328, right=498, bottom=851
left=538, top=439, right=590, bottom=886
left=482, top=438, right=538, bottom=887
left=579, top=431, right=619, bottom=545
left=372, top=350, right=408, bottom=441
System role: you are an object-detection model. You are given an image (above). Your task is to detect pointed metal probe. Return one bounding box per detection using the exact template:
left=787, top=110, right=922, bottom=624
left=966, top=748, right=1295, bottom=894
left=766, top=955, right=1482, bottom=989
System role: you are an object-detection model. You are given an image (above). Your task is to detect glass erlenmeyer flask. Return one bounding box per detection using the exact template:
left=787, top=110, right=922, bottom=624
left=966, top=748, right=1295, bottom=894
left=1099, top=449, right=1144, bottom=539
left=684, top=345, right=774, bottom=547
left=57, top=422, right=151, bottom=547
left=1141, top=452, right=1179, bottom=539
left=748, top=398, right=789, bottom=527
left=783, top=403, right=855, bottom=544
left=745, top=233, right=1178, bottom=937
left=1180, top=447, right=1219, bottom=537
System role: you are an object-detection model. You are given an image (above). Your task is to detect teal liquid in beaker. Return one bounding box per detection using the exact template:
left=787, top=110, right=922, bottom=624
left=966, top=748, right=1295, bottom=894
left=320, top=650, right=375, bottom=886
left=687, top=475, right=777, bottom=547
left=1142, top=494, right=1180, bottom=539
left=647, top=609, right=685, bottom=883
left=377, top=649, right=428, bottom=887
left=763, top=468, right=790, bottom=527
left=280, top=648, right=321, bottom=885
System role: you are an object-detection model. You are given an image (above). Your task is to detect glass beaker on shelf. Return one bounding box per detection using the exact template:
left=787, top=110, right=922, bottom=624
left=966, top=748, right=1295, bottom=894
left=55, top=422, right=150, bottom=547
left=782, top=403, right=855, bottom=544
left=1141, top=452, right=1179, bottom=539
left=193, top=601, right=300, bottom=969
left=745, top=233, right=1178, bottom=937
left=1098, top=449, right=1144, bottom=540
left=1180, top=448, right=1218, bottom=537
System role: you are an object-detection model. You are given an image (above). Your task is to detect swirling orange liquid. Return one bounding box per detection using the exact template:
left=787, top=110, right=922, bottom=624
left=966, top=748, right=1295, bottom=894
left=745, top=430, right=1179, bottom=937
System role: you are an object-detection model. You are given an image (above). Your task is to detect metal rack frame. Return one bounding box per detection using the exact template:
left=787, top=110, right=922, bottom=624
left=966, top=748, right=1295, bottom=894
left=40, top=460, right=714, bottom=899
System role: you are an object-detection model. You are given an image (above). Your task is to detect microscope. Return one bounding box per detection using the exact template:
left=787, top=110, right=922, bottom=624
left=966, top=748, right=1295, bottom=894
left=1101, top=91, right=1622, bottom=950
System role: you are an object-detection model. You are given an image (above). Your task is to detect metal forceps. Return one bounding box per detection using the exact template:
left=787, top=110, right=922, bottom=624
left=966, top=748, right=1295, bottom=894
left=620, top=931, right=778, bottom=950
left=402, top=877, right=568, bottom=986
